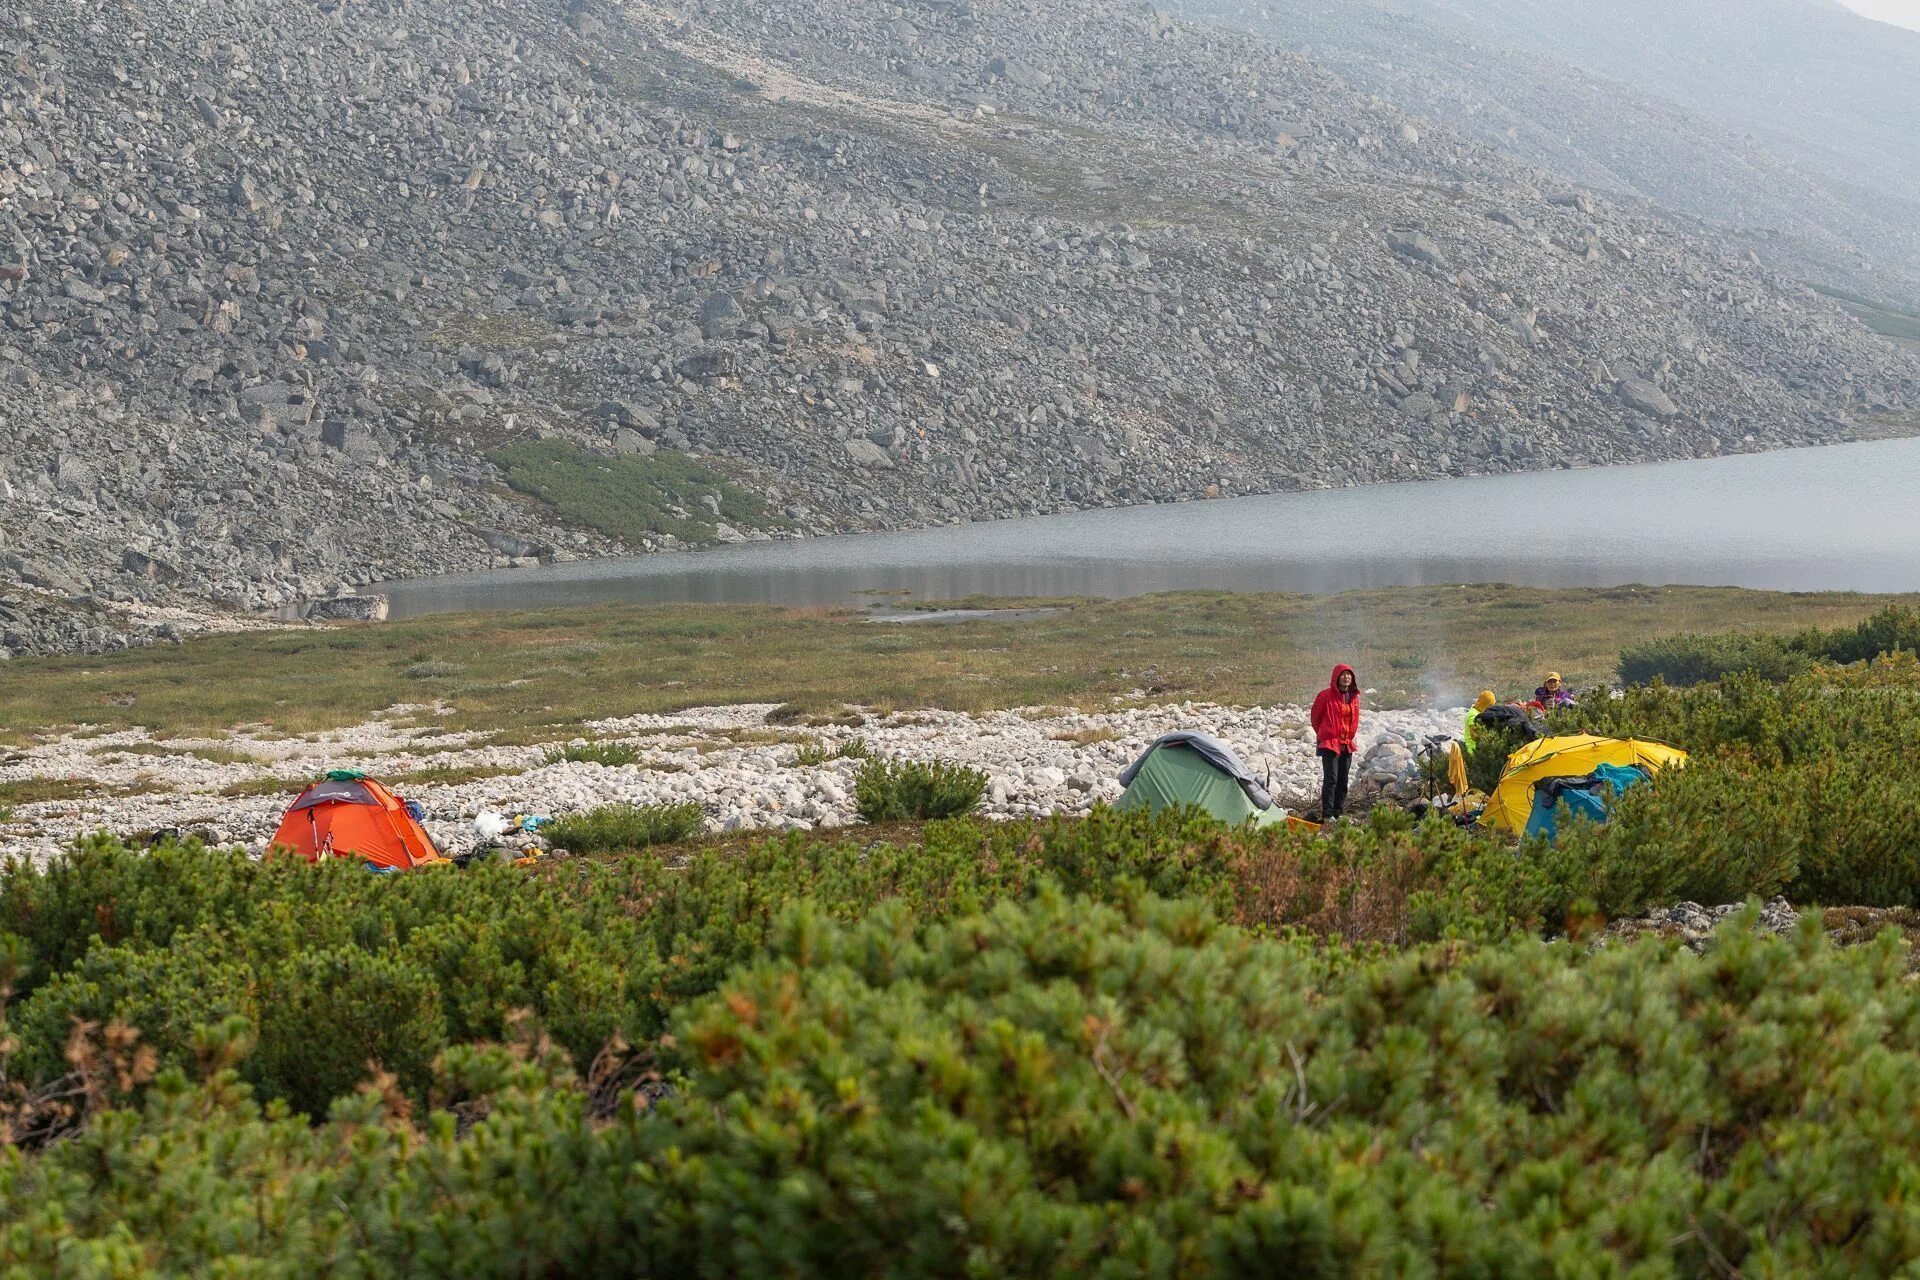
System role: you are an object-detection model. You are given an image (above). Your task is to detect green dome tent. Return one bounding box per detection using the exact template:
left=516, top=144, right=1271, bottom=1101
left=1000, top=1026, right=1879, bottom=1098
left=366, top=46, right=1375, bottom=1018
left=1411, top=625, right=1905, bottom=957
left=1115, top=731, right=1293, bottom=828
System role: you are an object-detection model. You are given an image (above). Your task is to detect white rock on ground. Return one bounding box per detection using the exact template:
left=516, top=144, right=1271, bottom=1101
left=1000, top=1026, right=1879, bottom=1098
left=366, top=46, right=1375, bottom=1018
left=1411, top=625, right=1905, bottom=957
left=0, top=701, right=1467, bottom=868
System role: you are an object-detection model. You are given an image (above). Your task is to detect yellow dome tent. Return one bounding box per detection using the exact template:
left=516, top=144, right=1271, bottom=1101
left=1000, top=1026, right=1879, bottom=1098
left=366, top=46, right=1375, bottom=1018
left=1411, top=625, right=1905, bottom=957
left=1482, top=734, right=1689, bottom=835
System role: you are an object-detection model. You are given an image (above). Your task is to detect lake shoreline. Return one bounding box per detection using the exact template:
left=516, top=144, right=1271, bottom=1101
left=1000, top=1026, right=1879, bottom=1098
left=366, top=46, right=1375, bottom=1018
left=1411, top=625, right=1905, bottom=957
left=365, top=433, right=1920, bottom=619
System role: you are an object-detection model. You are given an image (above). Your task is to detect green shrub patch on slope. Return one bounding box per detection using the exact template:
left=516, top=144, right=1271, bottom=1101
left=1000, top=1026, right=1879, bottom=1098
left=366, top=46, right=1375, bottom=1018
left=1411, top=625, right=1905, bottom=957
left=489, top=437, right=779, bottom=545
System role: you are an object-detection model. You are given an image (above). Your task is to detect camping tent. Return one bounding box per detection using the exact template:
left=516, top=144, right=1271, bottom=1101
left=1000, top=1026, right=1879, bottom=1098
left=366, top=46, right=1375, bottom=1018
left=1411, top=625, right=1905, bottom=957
left=1522, top=762, right=1651, bottom=842
left=1116, top=731, right=1292, bottom=828
left=1482, top=735, right=1689, bottom=835
left=270, top=773, right=448, bottom=871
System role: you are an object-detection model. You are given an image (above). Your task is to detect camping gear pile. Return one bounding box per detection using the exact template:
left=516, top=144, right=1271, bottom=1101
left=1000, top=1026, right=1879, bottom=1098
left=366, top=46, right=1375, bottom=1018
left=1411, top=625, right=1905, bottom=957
left=1473, top=703, right=1542, bottom=742
left=1410, top=733, right=1483, bottom=825
left=466, top=809, right=553, bottom=867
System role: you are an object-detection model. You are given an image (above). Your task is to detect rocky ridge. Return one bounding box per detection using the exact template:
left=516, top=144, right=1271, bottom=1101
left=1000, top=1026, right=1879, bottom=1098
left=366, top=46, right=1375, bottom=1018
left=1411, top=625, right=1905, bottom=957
left=4, top=0, right=1917, bottom=657
left=1168, top=0, right=1920, bottom=310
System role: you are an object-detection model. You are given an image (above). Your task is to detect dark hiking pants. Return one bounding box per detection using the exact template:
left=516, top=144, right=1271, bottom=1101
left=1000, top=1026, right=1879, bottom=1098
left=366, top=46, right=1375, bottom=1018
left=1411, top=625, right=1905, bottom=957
left=1318, top=748, right=1353, bottom=820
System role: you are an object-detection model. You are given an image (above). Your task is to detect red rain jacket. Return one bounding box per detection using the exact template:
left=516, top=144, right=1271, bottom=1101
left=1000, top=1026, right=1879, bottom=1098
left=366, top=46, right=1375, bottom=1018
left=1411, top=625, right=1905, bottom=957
left=1311, top=664, right=1362, bottom=753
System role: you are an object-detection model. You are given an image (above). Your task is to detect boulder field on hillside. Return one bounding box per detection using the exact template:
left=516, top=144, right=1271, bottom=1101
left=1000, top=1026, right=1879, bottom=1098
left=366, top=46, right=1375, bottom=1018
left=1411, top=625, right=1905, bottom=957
left=3, top=0, right=1916, bottom=655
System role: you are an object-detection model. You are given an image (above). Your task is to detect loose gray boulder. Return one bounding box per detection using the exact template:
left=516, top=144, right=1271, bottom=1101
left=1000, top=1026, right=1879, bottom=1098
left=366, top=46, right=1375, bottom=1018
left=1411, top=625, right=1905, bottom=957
left=845, top=439, right=897, bottom=470
left=1386, top=230, right=1449, bottom=269
left=1616, top=378, right=1680, bottom=418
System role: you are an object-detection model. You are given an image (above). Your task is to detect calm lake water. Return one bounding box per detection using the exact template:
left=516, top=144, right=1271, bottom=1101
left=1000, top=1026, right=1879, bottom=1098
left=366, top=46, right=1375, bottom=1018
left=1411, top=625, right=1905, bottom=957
left=378, top=438, right=1920, bottom=618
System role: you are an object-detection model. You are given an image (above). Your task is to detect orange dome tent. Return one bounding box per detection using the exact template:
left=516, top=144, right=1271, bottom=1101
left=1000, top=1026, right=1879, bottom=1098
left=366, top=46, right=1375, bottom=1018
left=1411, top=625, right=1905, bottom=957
left=271, top=772, right=447, bottom=871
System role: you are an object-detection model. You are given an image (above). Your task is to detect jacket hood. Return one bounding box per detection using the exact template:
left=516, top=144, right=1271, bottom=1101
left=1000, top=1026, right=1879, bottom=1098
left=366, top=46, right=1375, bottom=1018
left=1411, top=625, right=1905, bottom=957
left=1328, top=664, right=1358, bottom=696
left=1473, top=690, right=1497, bottom=712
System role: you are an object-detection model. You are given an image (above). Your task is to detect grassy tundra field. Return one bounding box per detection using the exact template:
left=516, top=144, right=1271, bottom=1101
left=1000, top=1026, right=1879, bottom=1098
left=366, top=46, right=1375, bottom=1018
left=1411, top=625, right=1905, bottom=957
left=5, top=584, right=1917, bottom=743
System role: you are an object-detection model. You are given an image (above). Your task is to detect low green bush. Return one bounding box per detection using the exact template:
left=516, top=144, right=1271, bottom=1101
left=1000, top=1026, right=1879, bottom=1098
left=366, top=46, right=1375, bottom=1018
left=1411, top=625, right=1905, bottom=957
left=0, top=810, right=1563, bottom=1125
left=791, top=736, right=870, bottom=767
left=12, top=892, right=1920, bottom=1277
left=765, top=702, right=865, bottom=727
left=1792, top=604, right=1920, bottom=666
left=1621, top=605, right=1920, bottom=686
left=1538, top=656, right=1920, bottom=913
left=543, top=741, right=641, bottom=767
left=1548, top=755, right=1803, bottom=916
left=7, top=925, right=257, bottom=1087
left=541, top=801, right=701, bottom=853
left=1558, top=657, right=1920, bottom=767
left=1619, top=630, right=1809, bottom=686
left=1464, top=719, right=1531, bottom=793
left=853, top=757, right=988, bottom=822
left=253, top=946, right=447, bottom=1116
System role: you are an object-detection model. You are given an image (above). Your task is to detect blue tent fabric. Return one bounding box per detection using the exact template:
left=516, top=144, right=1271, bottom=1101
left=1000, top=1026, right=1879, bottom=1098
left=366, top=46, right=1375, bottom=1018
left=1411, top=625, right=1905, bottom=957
left=1590, top=763, right=1649, bottom=795
left=1117, top=731, right=1273, bottom=810
left=1524, top=764, right=1651, bottom=842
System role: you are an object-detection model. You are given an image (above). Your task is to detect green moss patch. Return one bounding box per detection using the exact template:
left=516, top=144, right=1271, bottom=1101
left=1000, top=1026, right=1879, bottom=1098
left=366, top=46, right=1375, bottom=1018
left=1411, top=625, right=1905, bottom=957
left=489, top=438, right=780, bottom=545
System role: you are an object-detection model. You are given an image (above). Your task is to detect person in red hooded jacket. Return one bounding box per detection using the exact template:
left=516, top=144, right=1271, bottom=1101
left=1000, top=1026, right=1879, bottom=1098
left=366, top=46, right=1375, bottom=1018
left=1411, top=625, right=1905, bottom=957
left=1310, top=663, right=1361, bottom=820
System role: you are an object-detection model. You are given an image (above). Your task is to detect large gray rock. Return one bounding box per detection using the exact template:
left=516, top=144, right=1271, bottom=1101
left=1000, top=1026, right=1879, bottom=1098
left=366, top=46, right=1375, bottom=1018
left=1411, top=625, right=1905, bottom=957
left=845, top=439, right=897, bottom=470
left=1616, top=378, right=1680, bottom=418
left=1386, top=230, right=1449, bottom=269
left=989, top=55, right=1052, bottom=89
left=612, top=428, right=657, bottom=456
left=700, top=292, right=747, bottom=339
left=474, top=528, right=553, bottom=560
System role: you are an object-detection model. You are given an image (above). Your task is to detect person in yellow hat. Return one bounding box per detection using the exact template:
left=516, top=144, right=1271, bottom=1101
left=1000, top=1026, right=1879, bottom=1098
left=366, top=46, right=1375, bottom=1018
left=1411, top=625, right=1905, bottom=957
left=1534, top=672, right=1575, bottom=709
left=1464, top=689, right=1497, bottom=750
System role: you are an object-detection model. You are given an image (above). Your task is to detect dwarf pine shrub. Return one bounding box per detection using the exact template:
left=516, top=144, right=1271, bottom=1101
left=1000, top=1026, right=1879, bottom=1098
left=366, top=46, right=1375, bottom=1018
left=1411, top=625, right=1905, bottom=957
left=0, top=810, right=1566, bottom=1124
left=853, top=757, right=988, bottom=822
left=791, top=736, right=870, bottom=767
left=1621, top=605, right=1920, bottom=686
left=12, top=891, right=1920, bottom=1276
left=1560, top=659, right=1920, bottom=766
left=1792, top=604, right=1920, bottom=666
left=1619, top=630, right=1809, bottom=686
left=541, top=801, right=701, bottom=852
left=1464, top=719, right=1531, bottom=792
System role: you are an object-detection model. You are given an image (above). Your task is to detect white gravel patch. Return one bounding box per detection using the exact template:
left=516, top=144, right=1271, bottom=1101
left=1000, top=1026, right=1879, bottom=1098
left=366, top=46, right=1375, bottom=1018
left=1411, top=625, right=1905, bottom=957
left=0, top=700, right=1465, bottom=868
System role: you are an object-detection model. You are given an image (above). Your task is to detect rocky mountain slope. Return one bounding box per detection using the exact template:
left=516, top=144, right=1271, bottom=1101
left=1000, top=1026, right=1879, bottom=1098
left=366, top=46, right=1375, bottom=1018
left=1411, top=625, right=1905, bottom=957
left=1168, top=0, right=1920, bottom=309
left=4, top=0, right=1917, bottom=657
left=1422, top=0, right=1920, bottom=207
